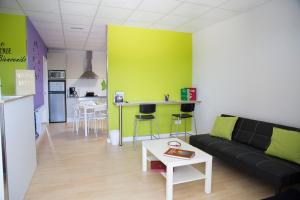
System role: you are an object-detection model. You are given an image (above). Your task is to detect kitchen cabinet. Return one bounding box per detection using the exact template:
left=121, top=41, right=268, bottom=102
left=47, top=52, right=66, bottom=70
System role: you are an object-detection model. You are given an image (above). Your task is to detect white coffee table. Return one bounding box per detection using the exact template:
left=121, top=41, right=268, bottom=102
left=142, top=138, right=212, bottom=200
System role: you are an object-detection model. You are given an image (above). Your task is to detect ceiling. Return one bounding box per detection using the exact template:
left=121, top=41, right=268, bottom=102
left=0, top=0, right=271, bottom=51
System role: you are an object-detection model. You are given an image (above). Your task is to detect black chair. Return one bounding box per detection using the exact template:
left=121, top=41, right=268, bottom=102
left=133, top=104, right=160, bottom=148
left=170, top=103, right=197, bottom=141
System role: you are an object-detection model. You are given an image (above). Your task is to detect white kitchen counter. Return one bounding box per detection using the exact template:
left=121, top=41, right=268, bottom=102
left=0, top=95, right=37, bottom=200
left=67, top=96, right=106, bottom=100
left=0, top=94, right=32, bottom=104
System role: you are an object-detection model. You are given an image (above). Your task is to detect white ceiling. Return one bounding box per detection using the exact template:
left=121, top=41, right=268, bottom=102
left=0, top=0, right=272, bottom=51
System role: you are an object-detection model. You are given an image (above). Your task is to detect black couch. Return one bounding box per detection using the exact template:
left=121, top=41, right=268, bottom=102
left=263, top=184, right=300, bottom=200
left=189, top=115, right=300, bottom=194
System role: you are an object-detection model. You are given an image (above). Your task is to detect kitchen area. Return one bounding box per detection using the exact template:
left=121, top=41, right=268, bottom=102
left=47, top=49, right=107, bottom=129
left=0, top=11, right=110, bottom=200
left=0, top=47, right=108, bottom=200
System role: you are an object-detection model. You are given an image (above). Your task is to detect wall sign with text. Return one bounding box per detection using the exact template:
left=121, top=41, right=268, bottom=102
left=0, top=42, right=26, bottom=63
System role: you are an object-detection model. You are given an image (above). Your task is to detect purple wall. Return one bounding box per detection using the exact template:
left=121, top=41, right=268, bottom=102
left=26, top=18, right=47, bottom=109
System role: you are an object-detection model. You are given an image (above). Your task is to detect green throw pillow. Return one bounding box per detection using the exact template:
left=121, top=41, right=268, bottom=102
left=211, top=116, right=238, bottom=140
left=266, top=127, right=300, bottom=165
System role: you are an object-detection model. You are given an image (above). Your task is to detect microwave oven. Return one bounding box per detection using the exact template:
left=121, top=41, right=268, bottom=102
left=48, top=70, right=66, bottom=80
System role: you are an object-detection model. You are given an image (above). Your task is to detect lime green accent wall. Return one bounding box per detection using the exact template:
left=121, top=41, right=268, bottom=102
left=108, top=25, right=192, bottom=137
left=0, top=14, right=27, bottom=95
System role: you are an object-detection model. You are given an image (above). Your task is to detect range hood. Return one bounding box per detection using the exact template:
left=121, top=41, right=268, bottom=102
left=80, top=51, right=99, bottom=79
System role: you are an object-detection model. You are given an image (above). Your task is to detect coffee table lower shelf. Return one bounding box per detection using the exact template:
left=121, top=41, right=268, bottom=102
left=161, top=165, right=205, bottom=185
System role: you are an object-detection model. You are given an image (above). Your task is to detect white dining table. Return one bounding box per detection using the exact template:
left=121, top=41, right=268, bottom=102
left=79, top=102, right=106, bottom=137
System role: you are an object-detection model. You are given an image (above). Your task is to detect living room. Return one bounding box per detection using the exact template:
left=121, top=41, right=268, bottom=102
left=0, top=0, right=299, bottom=199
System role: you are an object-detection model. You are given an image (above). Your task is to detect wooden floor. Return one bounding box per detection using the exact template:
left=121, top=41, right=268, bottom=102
left=25, top=123, right=273, bottom=200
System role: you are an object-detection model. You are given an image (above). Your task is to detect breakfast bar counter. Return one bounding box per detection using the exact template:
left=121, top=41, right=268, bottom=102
left=114, top=100, right=201, bottom=146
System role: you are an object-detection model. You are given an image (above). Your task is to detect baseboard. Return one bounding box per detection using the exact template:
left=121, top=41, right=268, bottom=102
left=67, top=118, right=74, bottom=123
left=121, top=132, right=195, bottom=142
left=36, top=123, right=48, bottom=150
left=107, top=132, right=195, bottom=144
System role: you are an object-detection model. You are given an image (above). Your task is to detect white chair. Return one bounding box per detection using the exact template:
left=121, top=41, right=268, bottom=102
left=93, top=103, right=107, bottom=133
left=73, top=104, right=79, bottom=132
left=73, top=101, right=95, bottom=135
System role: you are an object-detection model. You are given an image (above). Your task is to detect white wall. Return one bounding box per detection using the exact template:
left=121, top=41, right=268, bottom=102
left=47, top=51, right=67, bottom=70
left=0, top=126, right=4, bottom=200
left=66, top=79, right=106, bottom=97
left=193, top=0, right=300, bottom=133
left=66, top=50, right=107, bottom=79
left=48, top=49, right=107, bottom=79
left=65, top=50, right=107, bottom=96
left=41, top=56, right=49, bottom=123
left=47, top=49, right=107, bottom=96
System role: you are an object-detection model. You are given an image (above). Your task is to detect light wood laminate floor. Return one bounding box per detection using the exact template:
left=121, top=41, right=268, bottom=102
left=25, top=123, right=273, bottom=200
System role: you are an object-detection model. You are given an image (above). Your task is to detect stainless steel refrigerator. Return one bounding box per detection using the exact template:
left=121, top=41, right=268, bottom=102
left=48, top=70, right=66, bottom=123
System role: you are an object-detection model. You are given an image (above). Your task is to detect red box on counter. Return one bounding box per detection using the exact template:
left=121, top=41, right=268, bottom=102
left=181, top=87, right=197, bottom=101
left=189, top=88, right=196, bottom=101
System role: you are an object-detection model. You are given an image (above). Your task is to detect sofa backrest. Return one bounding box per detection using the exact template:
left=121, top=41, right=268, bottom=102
left=222, top=114, right=300, bottom=151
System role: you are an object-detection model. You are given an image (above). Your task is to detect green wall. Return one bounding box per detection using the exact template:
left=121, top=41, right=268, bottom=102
left=108, top=25, right=192, bottom=137
left=0, top=14, right=27, bottom=95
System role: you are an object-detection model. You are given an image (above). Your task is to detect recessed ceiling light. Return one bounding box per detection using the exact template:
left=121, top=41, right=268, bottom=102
left=70, top=27, right=84, bottom=30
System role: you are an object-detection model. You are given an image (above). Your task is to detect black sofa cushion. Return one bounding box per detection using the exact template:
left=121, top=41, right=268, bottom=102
left=223, top=115, right=300, bottom=151
left=233, top=118, right=273, bottom=150
left=190, top=134, right=300, bottom=190
left=190, top=134, right=259, bottom=160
